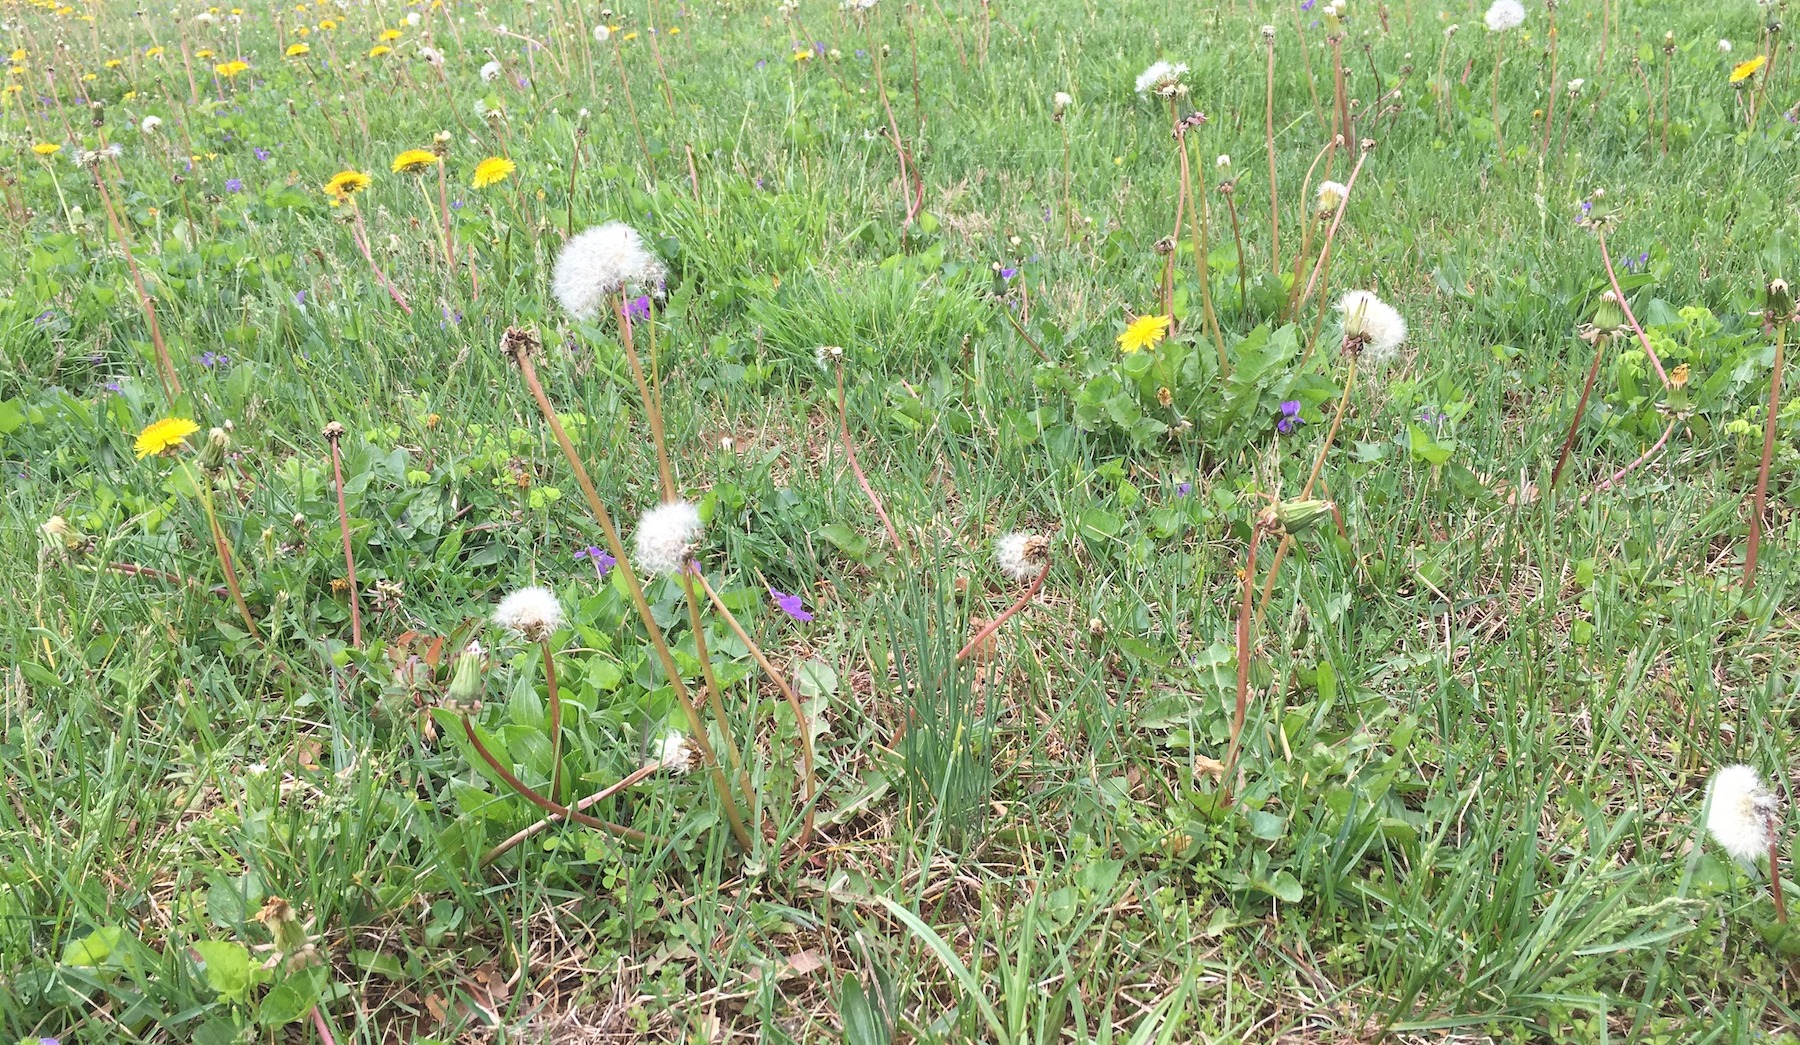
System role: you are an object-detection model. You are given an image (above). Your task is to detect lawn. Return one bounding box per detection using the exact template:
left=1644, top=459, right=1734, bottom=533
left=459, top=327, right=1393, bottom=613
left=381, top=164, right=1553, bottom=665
left=2, top=0, right=1798, bottom=1040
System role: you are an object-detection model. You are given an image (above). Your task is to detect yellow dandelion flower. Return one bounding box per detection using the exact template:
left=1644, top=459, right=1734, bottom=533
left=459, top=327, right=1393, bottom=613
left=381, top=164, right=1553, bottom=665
left=9, top=49, right=24, bottom=61
left=295, top=25, right=310, bottom=35
left=104, top=58, right=122, bottom=68
left=470, top=156, right=514, bottom=188
left=324, top=169, right=372, bottom=198
left=368, top=45, right=392, bottom=57
left=146, top=46, right=165, bottom=57
left=8, top=66, right=22, bottom=76
left=1117, top=313, right=1172, bottom=354
left=623, top=31, right=638, bottom=40
left=379, top=28, right=402, bottom=41
left=3, top=85, right=22, bottom=95
left=134, top=417, right=200, bottom=458
left=32, top=142, right=59, bottom=155
left=791, top=48, right=811, bottom=62
left=196, top=48, right=216, bottom=59
left=319, top=18, right=336, bottom=29
left=81, top=73, right=96, bottom=81
left=122, top=90, right=137, bottom=100
left=391, top=148, right=438, bottom=173
left=669, top=26, right=680, bottom=34
left=215, top=59, right=249, bottom=77
left=285, top=42, right=310, bottom=56
left=1730, top=54, right=1767, bottom=84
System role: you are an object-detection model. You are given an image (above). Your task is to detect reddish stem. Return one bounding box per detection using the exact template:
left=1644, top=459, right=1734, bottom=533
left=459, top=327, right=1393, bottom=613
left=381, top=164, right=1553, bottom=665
left=326, top=432, right=362, bottom=648
left=955, top=567, right=1047, bottom=663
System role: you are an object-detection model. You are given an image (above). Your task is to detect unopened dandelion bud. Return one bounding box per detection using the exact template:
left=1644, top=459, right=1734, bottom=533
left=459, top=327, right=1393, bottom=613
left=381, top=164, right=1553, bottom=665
left=1268, top=498, right=1336, bottom=536
left=1768, top=278, right=1794, bottom=322
left=197, top=426, right=231, bottom=471
left=1593, top=293, right=1625, bottom=334
left=446, top=643, right=485, bottom=706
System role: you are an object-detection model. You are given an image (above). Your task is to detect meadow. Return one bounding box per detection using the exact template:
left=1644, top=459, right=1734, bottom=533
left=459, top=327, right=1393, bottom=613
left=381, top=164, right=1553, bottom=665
left=3, top=0, right=1799, bottom=1039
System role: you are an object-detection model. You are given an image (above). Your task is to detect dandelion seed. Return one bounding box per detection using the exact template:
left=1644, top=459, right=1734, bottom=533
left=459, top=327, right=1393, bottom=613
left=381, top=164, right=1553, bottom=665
left=1336, top=290, right=1407, bottom=368
left=419, top=45, right=444, bottom=66
left=1117, top=313, right=1172, bottom=354
left=134, top=417, right=200, bottom=458
left=493, top=585, right=565, bottom=642
left=1053, top=90, right=1072, bottom=114
left=593, top=24, right=610, bottom=42
left=1482, top=0, right=1524, bottom=32
left=634, top=501, right=703, bottom=576
left=995, top=532, right=1050, bottom=582
left=1718, top=39, right=1733, bottom=54
left=1705, top=764, right=1779, bottom=864
left=552, top=222, right=668, bottom=320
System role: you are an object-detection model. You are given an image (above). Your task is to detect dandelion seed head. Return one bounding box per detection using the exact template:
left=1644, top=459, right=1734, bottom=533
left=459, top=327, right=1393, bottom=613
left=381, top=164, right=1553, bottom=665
left=494, top=585, right=565, bottom=642
left=1336, top=289, right=1407, bottom=368
left=995, top=532, right=1050, bottom=583
left=1315, top=180, right=1349, bottom=215
left=552, top=222, right=667, bottom=320
left=634, top=500, right=702, bottom=576
left=1705, top=764, right=1778, bottom=864
left=1483, top=0, right=1524, bottom=32
left=480, top=59, right=501, bottom=81
left=140, top=114, right=162, bottom=133
left=1134, top=60, right=1189, bottom=97
left=647, top=731, right=695, bottom=774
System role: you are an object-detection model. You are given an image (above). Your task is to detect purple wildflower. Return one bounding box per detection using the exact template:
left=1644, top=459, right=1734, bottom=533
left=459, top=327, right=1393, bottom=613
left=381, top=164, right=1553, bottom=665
left=225, top=177, right=243, bottom=193
left=198, top=351, right=228, bottom=369
left=755, top=58, right=767, bottom=69
left=999, top=267, right=1017, bottom=280
left=1276, top=400, right=1303, bottom=435
left=1176, top=481, right=1193, bottom=497
left=770, top=587, right=813, bottom=622
left=294, top=290, right=306, bottom=305
left=576, top=545, right=617, bottom=579
left=33, top=309, right=54, bottom=327
left=103, top=380, right=123, bottom=396
left=254, top=146, right=271, bottom=161
left=1300, top=0, right=1316, bottom=9
left=627, top=295, right=651, bottom=321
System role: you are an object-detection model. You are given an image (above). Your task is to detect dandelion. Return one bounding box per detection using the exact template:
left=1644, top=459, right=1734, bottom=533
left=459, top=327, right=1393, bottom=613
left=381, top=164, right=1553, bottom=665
left=470, top=156, right=514, bottom=188
left=1315, top=179, right=1349, bottom=216
left=646, top=731, right=695, bottom=774
left=480, top=59, right=501, bottom=81
left=1730, top=54, right=1767, bottom=84
left=379, top=28, right=402, bottom=41
left=1117, top=313, right=1172, bottom=354
left=493, top=585, right=565, bottom=641
left=323, top=169, right=372, bottom=200
left=285, top=42, right=310, bottom=56
left=31, top=142, right=59, bottom=155
left=1566, top=77, right=1585, bottom=95
left=1336, top=289, right=1407, bottom=368
left=214, top=59, right=249, bottom=77
left=405, top=11, right=420, bottom=26
left=995, top=532, right=1050, bottom=582
left=140, top=114, right=162, bottom=133
left=419, top=45, right=444, bottom=66
left=1704, top=765, right=1778, bottom=864
left=1718, top=39, right=1732, bottom=54
left=368, top=44, right=392, bottom=57
left=1483, top=0, right=1524, bottom=32
left=634, top=500, right=703, bottom=576
left=134, top=416, right=200, bottom=458
left=593, top=24, right=610, bottom=42
left=1053, top=90, right=1072, bottom=114
left=1135, top=59, right=1189, bottom=97
left=552, top=222, right=668, bottom=320
left=390, top=148, right=438, bottom=173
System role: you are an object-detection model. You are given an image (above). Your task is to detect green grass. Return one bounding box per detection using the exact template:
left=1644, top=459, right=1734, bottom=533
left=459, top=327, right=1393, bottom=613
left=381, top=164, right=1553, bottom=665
left=3, top=0, right=1799, bottom=1040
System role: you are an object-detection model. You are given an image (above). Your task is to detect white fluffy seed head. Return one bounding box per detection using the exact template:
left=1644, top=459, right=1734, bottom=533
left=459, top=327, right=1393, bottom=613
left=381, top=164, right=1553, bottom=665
left=552, top=222, right=668, bottom=321
left=1483, top=0, right=1524, bottom=32
left=1053, top=90, right=1072, bottom=112
left=647, top=731, right=695, bottom=774
left=1135, top=60, right=1189, bottom=97
left=1336, top=290, right=1408, bottom=368
left=634, top=500, right=703, bottom=576
left=140, top=114, right=162, bottom=134
left=1315, top=180, right=1349, bottom=216
left=995, top=532, right=1050, bottom=583
left=1705, top=765, right=1779, bottom=864
left=1718, top=39, right=1732, bottom=54
left=480, top=59, right=501, bottom=81
left=405, top=10, right=420, bottom=25
left=593, top=23, right=610, bottom=42
left=494, top=585, right=565, bottom=641
left=419, top=45, right=444, bottom=66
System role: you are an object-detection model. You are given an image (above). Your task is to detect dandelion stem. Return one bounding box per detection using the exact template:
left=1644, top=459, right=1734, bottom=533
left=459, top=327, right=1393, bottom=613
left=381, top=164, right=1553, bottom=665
left=1180, top=122, right=1228, bottom=372
left=478, top=761, right=662, bottom=867
left=955, top=566, right=1047, bottom=663
left=1744, top=320, right=1785, bottom=588
left=88, top=165, right=181, bottom=406
left=1060, top=119, right=1073, bottom=246
left=1266, top=31, right=1281, bottom=276
left=1596, top=230, right=1672, bottom=389
left=615, top=294, right=676, bottom=501
left=1221, top=521, right=1264, bottom=806
left=325, top=427, right=362, bottom=648
left=541, top=637, right=563, bottom=801
left=834, top=357, right=905, bottom=554
left=1296, top=141, right=1369, bottom=311
left=185, top=462, right=262, bottom=644
left=507, top=347, right=756, bottom=851
left=1257, top=354, right=1358, bottom=623
left=1539, top=9, right=1559, bottom=157
left=677, top=569, right=754, bottom=803
left=347, top=202, right=412, bottom=315
left=1551, top=332, right=1608, bottom=489
left=460, top=715, right=649, bottom=843
left=694, top=569, right=817, bottom=850
left=1770, top=833, right=1789, bottom=923
left=1592, top=416, right=1678, bottom=495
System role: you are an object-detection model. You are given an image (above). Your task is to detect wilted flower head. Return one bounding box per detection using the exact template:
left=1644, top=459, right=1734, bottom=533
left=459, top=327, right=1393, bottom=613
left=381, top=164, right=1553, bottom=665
left=552, top=222, right=668, bottom=320
left=494, top=585, right=565, bottom=642
left=815, top=344, right=845, bottom=371
left=1315, top=180, right=1349, bottom=216
left=995, top=532, right=1050, bottom=583
left=1483, top=0, right=1524, bottom=32
left=480, top=59, right=501, bottom=81
left=1705, top=765, right=1779, bottom=863
left=646, top=731, right=695, bottom=774
left=634, top=500, right=703, bottom=576
left=1336, top=290, right=1407, bottom=368
left=1134, top=60, right=1189, bottom=97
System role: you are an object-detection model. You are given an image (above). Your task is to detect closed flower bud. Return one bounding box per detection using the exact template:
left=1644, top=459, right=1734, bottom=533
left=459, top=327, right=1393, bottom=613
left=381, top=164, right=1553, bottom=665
left=1768, top=278, right=1794, bottom=322
left=197, top=426, right=230, bottom=471
left=1263, top=498, right=1336, bottom=536
left=1593, top=292, right=1625, bottom=334
left=446, top=642, right=485, bottom=706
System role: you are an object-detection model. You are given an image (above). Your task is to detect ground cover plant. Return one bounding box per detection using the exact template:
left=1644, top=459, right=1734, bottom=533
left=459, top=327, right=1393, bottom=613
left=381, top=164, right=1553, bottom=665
left=2, top=0, right=1799, bottom=1039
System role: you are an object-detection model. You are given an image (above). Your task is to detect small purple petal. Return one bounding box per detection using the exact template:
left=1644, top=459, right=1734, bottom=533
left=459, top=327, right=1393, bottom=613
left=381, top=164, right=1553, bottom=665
left=770, top=588, right=813, bottom=622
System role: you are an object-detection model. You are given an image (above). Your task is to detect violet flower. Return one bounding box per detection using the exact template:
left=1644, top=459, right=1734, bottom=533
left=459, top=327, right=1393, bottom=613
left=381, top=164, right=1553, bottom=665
left=770, top=587, right=813, bottom=622
left=1276, top=400, right=1303, bottom=434
left=627, top=295, right=652, bottom=321
left=576, top=545, right=617, bottom=579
